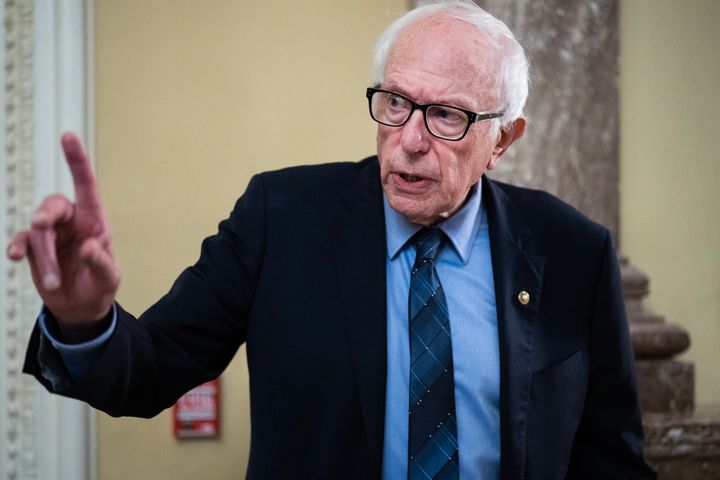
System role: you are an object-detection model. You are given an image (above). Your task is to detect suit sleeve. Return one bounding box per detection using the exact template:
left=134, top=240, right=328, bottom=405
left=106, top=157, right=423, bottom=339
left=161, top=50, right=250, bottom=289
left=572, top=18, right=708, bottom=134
left=567, top=231, right=656, bottom=479
left=23, top=174, right=267, bottom=418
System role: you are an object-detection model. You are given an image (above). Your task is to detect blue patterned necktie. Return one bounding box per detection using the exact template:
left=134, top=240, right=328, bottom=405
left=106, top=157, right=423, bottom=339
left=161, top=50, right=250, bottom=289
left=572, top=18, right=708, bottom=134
left=408, top=228, right=459, bottom=479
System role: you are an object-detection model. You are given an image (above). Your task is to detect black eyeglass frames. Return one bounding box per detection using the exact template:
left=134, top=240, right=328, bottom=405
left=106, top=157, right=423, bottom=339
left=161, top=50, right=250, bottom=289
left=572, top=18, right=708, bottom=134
left=366, top=87, right=504, bottom=141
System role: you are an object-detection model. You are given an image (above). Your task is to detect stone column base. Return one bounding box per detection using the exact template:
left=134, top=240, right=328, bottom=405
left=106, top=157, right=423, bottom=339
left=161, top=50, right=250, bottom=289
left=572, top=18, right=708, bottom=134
left=644, top=405, right=720, bottom=479
left=636, top=359, right=694, bottom=413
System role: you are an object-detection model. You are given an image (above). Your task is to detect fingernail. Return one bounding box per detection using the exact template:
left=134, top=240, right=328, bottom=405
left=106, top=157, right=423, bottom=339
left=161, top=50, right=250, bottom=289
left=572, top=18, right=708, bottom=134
left=7, top=244, right=18, bottom=257
left=43, top=273, right=60, bottom=290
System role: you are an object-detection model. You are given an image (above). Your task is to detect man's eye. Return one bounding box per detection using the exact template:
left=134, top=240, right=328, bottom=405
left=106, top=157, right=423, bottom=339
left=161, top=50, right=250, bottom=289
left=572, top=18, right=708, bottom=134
left=430, top=107, right=465, bottom=125
left=388, top=94, right=409, bottom=110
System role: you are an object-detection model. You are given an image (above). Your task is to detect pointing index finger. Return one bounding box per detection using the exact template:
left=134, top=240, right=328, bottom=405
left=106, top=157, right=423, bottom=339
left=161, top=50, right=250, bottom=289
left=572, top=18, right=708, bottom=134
left=61, top=132, right=103, bottom=215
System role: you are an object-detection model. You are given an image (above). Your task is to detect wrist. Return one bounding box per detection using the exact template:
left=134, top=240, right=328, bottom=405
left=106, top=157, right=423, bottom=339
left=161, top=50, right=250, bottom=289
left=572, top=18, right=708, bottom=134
left=52, top=306, right=114, bottom=344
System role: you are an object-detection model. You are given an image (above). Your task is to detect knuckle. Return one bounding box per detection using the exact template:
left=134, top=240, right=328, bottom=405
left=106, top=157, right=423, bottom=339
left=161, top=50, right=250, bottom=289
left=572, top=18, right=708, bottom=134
left=44, top=194, right=73, bottom=212
left=45, top=193, right=70, bottom=204
left=33, top=195, right=74, bottom=226
left=36, top=194, right=63, bottom=211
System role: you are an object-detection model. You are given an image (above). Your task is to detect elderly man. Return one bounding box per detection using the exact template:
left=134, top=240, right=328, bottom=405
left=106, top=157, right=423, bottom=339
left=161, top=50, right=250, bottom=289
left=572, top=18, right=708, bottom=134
left=9, top=1, right=654, bottom=478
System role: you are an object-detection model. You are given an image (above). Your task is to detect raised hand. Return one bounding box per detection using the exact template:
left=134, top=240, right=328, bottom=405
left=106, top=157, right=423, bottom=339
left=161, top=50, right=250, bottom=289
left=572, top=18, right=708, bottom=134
left=6, top=133, right=120, bottom=331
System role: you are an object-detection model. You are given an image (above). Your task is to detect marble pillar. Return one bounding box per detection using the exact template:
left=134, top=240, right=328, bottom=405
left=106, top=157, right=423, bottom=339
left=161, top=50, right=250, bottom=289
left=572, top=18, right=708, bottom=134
left=476, top=0, right=620, bottom=242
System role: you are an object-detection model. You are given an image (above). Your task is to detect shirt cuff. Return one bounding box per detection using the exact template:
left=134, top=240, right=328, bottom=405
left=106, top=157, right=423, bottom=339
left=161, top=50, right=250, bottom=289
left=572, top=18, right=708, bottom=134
left=38, top=304, right=117, bottom=380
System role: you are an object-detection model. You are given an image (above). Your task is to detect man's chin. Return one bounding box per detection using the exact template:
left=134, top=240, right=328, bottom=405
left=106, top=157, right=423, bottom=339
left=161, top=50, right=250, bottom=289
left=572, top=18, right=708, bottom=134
left=386, top=197, right=442, bottom=226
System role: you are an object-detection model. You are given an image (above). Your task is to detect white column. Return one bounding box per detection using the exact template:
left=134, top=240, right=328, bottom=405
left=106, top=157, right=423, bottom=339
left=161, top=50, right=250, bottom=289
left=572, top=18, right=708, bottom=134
left=0, top=0, right=95, bottom=479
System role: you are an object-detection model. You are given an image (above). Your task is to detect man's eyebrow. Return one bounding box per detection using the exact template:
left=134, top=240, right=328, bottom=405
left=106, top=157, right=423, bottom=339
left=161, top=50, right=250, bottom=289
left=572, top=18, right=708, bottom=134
left=381, top=83, right=464, bottom=106
left=380, top=82, right=410, bottom=97
left=380, top=82, right=480, bottom=111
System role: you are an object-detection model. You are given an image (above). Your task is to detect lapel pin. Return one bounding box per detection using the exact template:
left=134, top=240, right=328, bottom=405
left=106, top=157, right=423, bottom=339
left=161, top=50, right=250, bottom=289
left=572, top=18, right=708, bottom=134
left=517, top=291, right=530, bottom=305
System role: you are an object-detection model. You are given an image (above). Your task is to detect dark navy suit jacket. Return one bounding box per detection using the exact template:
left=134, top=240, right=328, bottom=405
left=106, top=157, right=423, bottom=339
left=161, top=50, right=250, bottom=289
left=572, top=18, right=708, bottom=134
left=25, top=156, right=655, bottom=479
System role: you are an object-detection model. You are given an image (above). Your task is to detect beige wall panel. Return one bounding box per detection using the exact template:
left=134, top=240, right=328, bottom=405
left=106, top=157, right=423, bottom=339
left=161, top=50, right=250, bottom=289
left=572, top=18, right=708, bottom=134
left=94, top=1, right=406, bottom=479
left=620, top=0, right=720, bottom=403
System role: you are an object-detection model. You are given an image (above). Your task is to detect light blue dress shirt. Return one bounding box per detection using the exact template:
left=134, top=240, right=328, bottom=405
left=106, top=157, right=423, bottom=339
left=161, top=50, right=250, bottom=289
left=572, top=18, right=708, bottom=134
left=381, top=183, right=500, bottom=480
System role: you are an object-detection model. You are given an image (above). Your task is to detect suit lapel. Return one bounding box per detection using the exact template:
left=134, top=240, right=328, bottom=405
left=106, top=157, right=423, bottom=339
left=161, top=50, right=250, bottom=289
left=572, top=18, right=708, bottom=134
left=330, top=159, right=387, bottom=477
left=484, top=177, right=546, bottom=480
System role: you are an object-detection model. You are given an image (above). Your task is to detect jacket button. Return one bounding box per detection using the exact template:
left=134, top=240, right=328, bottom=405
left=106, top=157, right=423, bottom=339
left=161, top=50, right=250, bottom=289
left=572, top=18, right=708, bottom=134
left=517, top=291, right=530, bottom=305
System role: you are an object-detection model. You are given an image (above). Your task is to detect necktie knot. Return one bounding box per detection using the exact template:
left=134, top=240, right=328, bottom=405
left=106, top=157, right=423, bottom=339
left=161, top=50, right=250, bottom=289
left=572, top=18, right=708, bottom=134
left=414, top=227, right=444, bottom=262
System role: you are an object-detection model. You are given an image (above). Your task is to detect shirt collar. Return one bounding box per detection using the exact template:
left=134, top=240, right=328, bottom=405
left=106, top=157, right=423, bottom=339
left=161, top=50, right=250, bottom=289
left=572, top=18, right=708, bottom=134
left=383, top=181, right=483, bottom=265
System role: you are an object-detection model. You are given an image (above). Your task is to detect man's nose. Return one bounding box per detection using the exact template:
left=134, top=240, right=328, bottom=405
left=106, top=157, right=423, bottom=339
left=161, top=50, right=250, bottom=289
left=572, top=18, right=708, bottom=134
left=400, top=110, right=430, bottom=154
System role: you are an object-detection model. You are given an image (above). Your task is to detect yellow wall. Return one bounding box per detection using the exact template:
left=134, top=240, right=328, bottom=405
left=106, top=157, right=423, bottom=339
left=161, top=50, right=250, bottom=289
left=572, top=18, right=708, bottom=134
left=620, top=0, right=720, bottom=404
left=94, top=0, right=720, bottom=478
left=94, top=1, right=406, bottom=478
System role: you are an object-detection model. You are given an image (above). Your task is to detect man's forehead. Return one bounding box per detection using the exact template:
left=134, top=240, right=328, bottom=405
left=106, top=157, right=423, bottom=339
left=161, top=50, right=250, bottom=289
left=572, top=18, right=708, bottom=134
left=395, top=14, right=496, bottom=54
left=383, top=14, right=500, bottom=105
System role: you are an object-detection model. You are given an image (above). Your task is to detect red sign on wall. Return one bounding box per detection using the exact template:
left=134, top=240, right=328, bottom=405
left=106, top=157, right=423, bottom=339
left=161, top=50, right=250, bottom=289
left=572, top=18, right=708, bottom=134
left=173, top=379, right=221, bottom=439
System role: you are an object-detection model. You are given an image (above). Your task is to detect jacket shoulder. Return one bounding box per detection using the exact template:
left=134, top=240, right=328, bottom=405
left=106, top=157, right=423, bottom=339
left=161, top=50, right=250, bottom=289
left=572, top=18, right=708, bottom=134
left=241, top=156, right=380, bottom=224
left=257, top=156, right=377, bottom=195
left=488, top=179, right=610, bottom=245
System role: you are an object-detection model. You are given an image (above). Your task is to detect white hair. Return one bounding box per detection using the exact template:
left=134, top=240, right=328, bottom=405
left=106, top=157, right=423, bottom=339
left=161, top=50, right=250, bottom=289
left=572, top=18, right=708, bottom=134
left=372, top=0, right=529, bottom=129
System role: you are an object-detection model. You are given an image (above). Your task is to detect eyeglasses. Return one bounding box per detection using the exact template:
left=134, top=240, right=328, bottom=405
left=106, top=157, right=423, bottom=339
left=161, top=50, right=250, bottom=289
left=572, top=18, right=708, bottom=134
left=366, top=87, right=504, bottom=141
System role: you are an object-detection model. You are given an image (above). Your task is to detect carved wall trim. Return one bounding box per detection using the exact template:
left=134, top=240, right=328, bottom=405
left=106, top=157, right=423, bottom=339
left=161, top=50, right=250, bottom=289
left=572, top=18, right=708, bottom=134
left=1, top=1, right=95, bottom=479
left=2, top=1, right=40, bottom=478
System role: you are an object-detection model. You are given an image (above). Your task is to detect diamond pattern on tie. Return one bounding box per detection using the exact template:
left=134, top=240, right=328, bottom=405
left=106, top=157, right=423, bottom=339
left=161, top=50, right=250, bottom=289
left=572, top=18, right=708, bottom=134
left=408, top=228, right=458, bottom=480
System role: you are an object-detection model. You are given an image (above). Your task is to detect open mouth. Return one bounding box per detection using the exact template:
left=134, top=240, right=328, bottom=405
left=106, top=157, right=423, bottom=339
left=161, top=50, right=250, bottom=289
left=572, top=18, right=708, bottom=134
left=400, top=173, right=424, bottom=183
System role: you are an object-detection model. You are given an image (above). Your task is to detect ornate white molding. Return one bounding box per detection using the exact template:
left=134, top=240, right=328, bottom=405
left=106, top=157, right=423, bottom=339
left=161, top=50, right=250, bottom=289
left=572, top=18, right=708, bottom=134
left=2, top=1, right=41, bottom=478
left=1, top=1, right=95, bottom=479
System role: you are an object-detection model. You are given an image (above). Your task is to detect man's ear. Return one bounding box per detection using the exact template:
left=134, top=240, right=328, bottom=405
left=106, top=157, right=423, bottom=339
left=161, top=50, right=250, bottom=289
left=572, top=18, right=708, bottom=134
left=486, top=117, right=526, bottom=171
